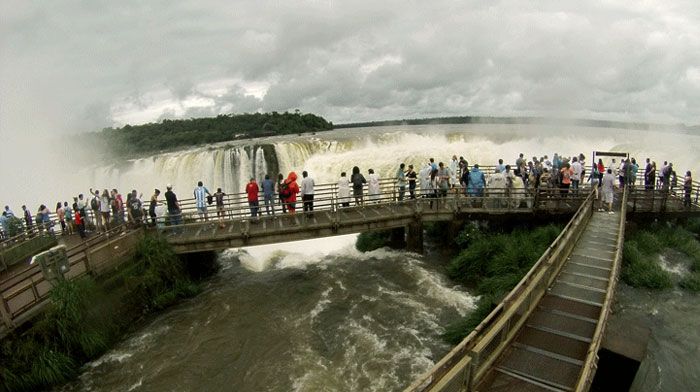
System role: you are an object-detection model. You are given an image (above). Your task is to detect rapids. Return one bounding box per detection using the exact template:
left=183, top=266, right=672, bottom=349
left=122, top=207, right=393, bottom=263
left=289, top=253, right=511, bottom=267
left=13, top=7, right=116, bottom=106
left=58, top=235, right=476, bottom=392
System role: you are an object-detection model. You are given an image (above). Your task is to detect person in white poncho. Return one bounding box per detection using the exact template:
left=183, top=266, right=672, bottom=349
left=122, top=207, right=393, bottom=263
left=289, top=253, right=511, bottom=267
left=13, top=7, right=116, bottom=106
left=368, top=169, right=381, bottom=202
left=337, top=172, right=351, bottom=208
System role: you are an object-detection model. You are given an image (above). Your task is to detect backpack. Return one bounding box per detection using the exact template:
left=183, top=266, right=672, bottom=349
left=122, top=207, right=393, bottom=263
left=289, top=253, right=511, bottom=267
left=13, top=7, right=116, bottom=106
left=279, top=182, right=291, bottom=198
left=90, top=197, right=98, bottom=210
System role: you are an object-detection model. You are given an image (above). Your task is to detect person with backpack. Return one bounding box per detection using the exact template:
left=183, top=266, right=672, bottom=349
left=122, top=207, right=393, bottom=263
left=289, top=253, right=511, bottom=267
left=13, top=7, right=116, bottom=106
left=281, top=172, right=299, bottom=214
left=350, top=166, right=366, bottom=206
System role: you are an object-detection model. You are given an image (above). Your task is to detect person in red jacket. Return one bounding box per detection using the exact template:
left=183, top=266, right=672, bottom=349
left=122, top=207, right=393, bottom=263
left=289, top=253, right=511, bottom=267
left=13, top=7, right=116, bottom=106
left=282, top=172, right=300, bottom=214
left=245, top=177, right=260, bottom=218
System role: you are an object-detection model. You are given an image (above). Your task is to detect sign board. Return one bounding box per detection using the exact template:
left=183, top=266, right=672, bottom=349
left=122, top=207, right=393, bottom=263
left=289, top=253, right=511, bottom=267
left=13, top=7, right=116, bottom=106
left=30, top=245, right=69, bottom=285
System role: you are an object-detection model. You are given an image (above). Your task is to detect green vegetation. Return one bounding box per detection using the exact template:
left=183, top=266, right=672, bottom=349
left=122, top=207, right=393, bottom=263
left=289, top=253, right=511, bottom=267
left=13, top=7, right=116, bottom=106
left=355, top=230, right=392, bottom=252
left=621, top=219, right=700, bottom=292
left=442, top=223, right=562, bottom=344
left=92, top=111, right=332, bottom=158
left=0, top=234, right=217, bottom=392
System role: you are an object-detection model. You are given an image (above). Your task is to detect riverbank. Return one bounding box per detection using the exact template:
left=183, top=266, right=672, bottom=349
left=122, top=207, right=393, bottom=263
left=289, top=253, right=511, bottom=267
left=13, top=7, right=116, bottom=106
left=0, top=235, right=218, bottom=392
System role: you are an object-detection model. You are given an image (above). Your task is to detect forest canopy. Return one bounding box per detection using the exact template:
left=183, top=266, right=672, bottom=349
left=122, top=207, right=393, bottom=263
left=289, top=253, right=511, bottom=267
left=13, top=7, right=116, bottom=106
left=92, top=111, right=333, bottom=158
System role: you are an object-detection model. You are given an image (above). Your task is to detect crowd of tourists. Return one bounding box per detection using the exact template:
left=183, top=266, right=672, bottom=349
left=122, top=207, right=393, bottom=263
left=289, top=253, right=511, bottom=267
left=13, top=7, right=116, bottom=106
left=0, top=153, right=695, bottom=242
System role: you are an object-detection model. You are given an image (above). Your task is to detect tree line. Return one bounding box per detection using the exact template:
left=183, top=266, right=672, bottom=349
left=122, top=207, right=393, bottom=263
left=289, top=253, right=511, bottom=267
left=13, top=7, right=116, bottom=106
left=90, top=111, right=333, bottom=158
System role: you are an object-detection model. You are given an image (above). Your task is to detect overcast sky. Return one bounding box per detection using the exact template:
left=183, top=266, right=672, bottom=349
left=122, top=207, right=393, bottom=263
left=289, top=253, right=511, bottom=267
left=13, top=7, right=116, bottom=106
left=2, top=0, right=700, bottom=139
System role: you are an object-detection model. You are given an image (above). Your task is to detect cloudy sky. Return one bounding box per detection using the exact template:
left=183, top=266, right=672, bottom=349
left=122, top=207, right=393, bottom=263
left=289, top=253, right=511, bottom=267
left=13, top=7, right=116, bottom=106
left=2, top=0, right=700, bottom=139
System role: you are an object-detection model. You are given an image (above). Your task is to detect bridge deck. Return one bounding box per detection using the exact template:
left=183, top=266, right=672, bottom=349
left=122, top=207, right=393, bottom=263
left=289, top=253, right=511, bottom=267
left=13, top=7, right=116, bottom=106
left=476, top=212, right=621, bottom=391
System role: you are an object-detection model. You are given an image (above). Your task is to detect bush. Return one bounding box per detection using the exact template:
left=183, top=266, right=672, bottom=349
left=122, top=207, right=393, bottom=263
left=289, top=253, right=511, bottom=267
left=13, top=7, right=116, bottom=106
left=621, top=241, right=673, bottom=290
left=443, top=224, right=561, bottom=343
left=355, top=230, right=392, bottom=252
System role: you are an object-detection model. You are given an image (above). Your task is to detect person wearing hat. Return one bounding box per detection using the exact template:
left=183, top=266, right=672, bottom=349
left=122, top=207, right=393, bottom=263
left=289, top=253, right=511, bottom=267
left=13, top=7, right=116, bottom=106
left=164, top=184, right=181, bottom=226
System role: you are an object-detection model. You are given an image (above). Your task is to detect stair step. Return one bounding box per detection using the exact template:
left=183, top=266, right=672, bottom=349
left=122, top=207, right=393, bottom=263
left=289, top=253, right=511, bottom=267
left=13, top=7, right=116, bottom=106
left=550, top=283, right=605, bottom=306
left=561, top=263, right=610, bottom=279
left=558, top=272, right=609, bottom=290
left=499, top=346, right=581, bottom=391
left=539, top=295, right=602, bottom=321
left=528, top=309, right=597, bottom=340
left=516, top=326, right=590, bottom=361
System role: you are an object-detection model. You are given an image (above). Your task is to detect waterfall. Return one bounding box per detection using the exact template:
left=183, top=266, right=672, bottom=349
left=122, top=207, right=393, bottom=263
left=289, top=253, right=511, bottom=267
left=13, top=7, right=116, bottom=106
left=33, top=124, right=700, bottom=210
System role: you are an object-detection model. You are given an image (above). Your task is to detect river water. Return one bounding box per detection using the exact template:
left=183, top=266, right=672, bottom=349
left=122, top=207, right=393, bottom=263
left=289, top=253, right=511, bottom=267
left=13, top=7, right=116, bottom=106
left=59, top=235, right=475, bottom=392
left=51, top=124, right=700, bottom=391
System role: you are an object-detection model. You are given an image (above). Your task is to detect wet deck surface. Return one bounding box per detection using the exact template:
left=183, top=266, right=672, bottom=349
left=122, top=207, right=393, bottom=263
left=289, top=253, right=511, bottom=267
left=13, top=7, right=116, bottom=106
left=478, top=212, right=620, bottom=392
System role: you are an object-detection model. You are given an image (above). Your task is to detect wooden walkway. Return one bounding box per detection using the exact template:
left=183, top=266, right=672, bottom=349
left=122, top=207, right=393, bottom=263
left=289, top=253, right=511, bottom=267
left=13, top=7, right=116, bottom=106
left=476, top=211, right=622, bottom=391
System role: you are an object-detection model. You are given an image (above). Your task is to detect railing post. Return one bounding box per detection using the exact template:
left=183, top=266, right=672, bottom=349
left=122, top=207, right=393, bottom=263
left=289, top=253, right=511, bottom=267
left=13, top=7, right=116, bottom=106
left=0, top=295, right=14, bottom=329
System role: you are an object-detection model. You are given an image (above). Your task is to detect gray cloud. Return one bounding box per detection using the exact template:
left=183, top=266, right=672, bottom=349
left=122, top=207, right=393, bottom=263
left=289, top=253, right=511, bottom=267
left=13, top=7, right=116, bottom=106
left=2, top=0, right=700, bottom=145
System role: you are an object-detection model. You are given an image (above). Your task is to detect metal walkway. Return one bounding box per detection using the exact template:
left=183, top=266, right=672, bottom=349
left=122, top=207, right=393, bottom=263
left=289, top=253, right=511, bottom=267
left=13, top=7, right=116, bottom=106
left=477, top=211, right=621, bottom=391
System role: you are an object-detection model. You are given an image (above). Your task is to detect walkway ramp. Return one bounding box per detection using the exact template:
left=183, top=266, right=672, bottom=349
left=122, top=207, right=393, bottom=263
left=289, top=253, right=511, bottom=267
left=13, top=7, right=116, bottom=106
left=476, top=211, right=622, bottom=391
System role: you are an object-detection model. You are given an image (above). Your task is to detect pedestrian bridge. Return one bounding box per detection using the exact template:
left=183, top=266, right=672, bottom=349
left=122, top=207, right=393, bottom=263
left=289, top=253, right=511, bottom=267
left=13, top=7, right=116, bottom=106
left=1, top=179, right=698, bottom=391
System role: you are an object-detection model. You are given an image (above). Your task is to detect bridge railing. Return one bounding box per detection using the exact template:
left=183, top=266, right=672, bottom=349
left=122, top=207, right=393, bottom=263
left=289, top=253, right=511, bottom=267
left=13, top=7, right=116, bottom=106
left=575, top=185, right=628, bottom=391
left=0, top=225, right=143, bottom=332
left=405, top=189, right=596, bottom=392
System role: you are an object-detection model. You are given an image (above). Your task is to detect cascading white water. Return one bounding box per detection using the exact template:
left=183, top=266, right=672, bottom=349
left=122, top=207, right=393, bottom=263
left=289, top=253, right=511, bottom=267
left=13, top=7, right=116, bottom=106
left=10, top=123, right=698, bottom=210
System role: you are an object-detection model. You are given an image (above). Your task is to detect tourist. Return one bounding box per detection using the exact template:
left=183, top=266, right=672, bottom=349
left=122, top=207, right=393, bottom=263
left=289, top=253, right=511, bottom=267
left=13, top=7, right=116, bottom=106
left=149, top=189, right=161, bottom=226
left=449, top=155, right=459, bottom=189
left=76, top=194, right=88, bottom=228
left=644, top=158, right=653, bottom=189
left=396, top=163, right=407, bottom=201
left=560, top=162, right=573, bottom=196
left=40, top=204, right=53, bottom=235
left=618, top=159, right=627, bottom=187
left=460, top=161, right=470, bottom=194
left=458, top=156, right=468, bottom=178
left=245, top=178, right=260, bottom=218
left=193, top=181, right=211, bottom=221
left=262, top=174, right=275, bottom=215
left=4, top=206, right=14, bottom=218
left=99, top=189, right=111, bottom=232
left=337, top=172, right=351, bottom=208
left=64, top=202, right=74, bottom=235
left=300, top=171, right=315, bottom=214
left=164, top=184, right=182, bottom=226
left=428, top=168, right=439, bottom=209
left=539, top=168, right=552, bottom=192
left=629, top=158, right=639, bottom=187
left=437, top=162, right=449, bottom=199
left=0, top=212, right=8, bottom=239
left=589, top=163, right=600, bottom=202
left=126, top=190, right=143, bottom=227
left=213, top=188, right=226, bottom=220
left=552, top=153, right=562, bottom=171
left=74, top=207, right=86, bottom=239
left=661, top=163, right=673, bottom=191
left=56, top=202, right=66, bottom=235
left=110, top=189, right=124, bottom=226
left=277, top=173, right=287, bottom=213
left=351, top=166, right=366, bottom=206
left=407, top=164, right=417, bottom=199
left=571, top=157, right=582, bottom=192
left=658, top=161, right=668, bottom=189
left=596, top=159, right=605, bottom=188
left=467, top=164, right=485, bottom=197
left=281, top=172, right=299, bottom=214
left=496, top=158, right=505, bottom=173
left=647, top=162, right=657, bottom=191
left=417, top=162, right=428, bottom=196
left=22, top=205, right=32, bottom=230
left=367, top=168, right=380, bottom=202
left=601, top=168, right=616, bottom=214
left=89, top=189, right=101, bottom=232
left=429, top=157, right=437, bottom=171
left=684, top=171, right=693, bottom=207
